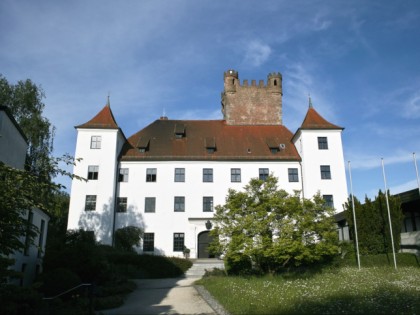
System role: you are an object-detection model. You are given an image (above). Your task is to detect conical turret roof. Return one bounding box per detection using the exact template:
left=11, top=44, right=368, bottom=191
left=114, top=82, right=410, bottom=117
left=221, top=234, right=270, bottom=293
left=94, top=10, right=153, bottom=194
left=299, top=107, right=343, bottom=130
left=76, top=104, right=119, bottom=129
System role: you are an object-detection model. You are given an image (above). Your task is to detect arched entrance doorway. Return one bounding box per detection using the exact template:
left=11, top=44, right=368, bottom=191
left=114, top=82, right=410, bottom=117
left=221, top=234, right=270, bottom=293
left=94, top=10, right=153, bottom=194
left=197, top=231, right=215, bottom=258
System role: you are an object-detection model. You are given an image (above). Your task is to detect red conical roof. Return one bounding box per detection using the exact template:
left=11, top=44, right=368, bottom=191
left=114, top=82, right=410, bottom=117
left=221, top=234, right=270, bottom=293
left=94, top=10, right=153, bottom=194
left=76, top=104, right=119, bottom=129
left=300, top=107, right=342, bottom=130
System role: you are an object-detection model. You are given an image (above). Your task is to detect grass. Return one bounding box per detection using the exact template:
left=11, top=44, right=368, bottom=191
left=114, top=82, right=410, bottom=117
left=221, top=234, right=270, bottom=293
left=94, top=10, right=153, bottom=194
left=198, top=266, right=420, bottom=314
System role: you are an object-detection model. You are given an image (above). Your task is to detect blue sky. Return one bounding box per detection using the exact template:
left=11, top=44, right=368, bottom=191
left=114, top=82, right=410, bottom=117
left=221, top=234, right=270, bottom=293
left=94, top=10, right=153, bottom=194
left=1, top=0, right=419, bottom=200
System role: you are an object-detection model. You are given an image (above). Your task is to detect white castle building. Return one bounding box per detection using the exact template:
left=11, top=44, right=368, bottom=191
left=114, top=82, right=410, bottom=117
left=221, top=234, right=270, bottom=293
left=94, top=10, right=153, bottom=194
left=67, top=70, right=348, bottom=258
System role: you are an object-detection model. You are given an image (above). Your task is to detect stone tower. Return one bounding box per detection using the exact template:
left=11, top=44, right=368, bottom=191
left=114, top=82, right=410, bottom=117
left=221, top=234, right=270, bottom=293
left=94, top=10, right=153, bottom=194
left=221, top=70, right=282, bottom=125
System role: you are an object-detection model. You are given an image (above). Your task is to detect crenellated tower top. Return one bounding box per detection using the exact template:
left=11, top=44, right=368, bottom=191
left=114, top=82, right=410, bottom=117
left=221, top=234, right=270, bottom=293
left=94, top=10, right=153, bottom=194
left=222, top=70, right=283, bottom=125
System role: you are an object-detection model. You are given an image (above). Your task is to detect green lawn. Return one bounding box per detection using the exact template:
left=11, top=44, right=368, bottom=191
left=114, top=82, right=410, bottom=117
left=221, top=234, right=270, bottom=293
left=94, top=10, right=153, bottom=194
left=198, top=267, right=420, bottom=315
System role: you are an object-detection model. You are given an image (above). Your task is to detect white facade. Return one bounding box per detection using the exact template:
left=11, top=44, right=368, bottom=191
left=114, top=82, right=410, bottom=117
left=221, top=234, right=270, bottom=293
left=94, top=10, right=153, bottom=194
left=293, top=129, right=348, bottom=211
left=67, top=71, right=348, bottom=259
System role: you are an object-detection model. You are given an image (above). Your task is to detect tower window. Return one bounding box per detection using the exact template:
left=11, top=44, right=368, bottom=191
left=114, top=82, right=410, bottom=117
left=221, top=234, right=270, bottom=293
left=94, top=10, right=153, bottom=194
left=320, top=165, right=331, bottom=179
left=274, top=79, right=277, bottom=86
left=90, top=136, right=102, bottom=149
left=85, top=195, right=97, bottom=211
left=88, top=165, right=99, bottom=180
left=318, top=137, right=328, bottom=150
left=323, top=195, right=334, bottom=209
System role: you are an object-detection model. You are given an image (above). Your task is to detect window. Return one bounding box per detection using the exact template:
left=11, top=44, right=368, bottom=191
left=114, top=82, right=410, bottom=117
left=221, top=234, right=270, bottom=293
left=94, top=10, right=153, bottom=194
left=173, top=233, right=185, bottom=251
left=323, top=195, right=334, bottom=209
left=143, top=233, right=155, bottom=252
left=88, top=165, right=99, bottom=180
left=146, top=168, right=157, bottom=182
left=320, top=165, right=332, bottom=179
left=318, top=137, right=328, bottom=150
left=203, top=197, right=214, bottom=212
left=174, top=196, right=185, bottom=212
left=145, top=197, right=156, bottom=213
left=174, top=168, right=185, bottom=182
left=203, top=168, right=213, bottom=182
left=117, top=197, right=128, bottom=213
left=85, top=195, right=97, bottom=211
left=288, top=168, right=299, bottom=182
left=37, top=220, right=45, bottom=258
left=90, top=136, right=101, bottom=149
left=119, top=168, right=129, bottom=182
left=259, top=168, right=269, bottom=181
left=231, top=168, right=241, bottom=182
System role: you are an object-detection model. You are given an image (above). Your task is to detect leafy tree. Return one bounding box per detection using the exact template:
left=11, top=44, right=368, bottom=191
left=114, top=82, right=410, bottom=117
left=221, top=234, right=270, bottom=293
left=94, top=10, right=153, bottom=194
left=0, top=75, right=54, bottom=178
left=114, top=226, right=144, bottom=252
left=211, top=175, right=339, bottom=274
left=344, top=191, right=403, bottom=255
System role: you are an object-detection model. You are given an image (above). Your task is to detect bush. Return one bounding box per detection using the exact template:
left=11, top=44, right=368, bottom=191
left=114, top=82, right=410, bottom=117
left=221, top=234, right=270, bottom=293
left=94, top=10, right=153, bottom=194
left=41, top=268, right=82, bottom=297
left=0, top=285, right=43, bottom=315
left=106, top=253, right=192, bottom=278
left=225, top=254, right=253, bottom=276
left=115, top=226, right=143, bottom=252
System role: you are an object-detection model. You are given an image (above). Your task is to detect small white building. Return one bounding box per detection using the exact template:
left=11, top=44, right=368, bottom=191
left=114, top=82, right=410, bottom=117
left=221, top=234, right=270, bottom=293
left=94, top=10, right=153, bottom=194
left=0, top=106, right=49, bottom=286
left=67, top=70, right=348, bottom=258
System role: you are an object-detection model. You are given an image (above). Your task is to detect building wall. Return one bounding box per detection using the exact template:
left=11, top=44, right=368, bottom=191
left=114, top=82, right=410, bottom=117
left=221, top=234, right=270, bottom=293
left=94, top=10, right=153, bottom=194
left=67, top=128, right=124, bottom=245
left=294, top=129, right=348, bottom=212
left=0, top=109, right=27, bottom=169
left=10, top=209, right=49, bottom=287
left=113, top=160, right=303, bottom=257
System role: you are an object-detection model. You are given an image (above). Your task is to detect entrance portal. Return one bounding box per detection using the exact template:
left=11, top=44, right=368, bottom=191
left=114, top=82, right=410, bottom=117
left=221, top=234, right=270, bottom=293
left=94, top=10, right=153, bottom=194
left=197, top=231, right=215, bottom=258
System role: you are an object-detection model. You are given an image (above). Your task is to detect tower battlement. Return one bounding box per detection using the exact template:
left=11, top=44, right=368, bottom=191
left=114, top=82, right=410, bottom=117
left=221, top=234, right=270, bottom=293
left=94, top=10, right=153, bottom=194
left=222, top=70, right=283, bottom=125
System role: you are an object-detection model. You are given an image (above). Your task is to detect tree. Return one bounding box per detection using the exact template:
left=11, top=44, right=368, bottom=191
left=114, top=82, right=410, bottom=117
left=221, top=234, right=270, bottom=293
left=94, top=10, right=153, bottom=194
left=0, top=75, right=54, bottom=179
left=211, top=175, right=339, bottom=274
left=344, top=191, right=403, bottom=255
left=114, top=226, right=144, bottom=252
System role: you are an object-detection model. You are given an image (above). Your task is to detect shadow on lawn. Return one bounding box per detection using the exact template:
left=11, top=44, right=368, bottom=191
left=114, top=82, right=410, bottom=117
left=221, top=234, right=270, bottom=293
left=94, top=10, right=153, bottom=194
left=264, top=289, right=420, bottom=315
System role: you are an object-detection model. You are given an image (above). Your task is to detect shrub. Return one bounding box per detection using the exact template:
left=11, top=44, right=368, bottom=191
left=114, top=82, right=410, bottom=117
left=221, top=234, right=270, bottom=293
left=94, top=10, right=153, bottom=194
left=0, top=285, right=43, bottom=315
left=114, top=226, right=143, bottom=252
left=225, top=254, right=253, bottom=276
left=41, top=268, right=82, bottom=297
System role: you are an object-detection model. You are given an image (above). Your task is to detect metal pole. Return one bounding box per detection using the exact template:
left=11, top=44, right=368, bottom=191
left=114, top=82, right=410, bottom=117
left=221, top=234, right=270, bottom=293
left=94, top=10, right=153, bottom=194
left=413, top=153, right=420, bottom=196
left=348, top=161, right=361, bottom=270
left=381, top=158, right=397, bottom=270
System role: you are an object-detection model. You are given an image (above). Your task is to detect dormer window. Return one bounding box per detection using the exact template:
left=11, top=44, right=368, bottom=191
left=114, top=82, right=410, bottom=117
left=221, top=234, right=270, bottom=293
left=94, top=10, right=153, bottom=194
left=266, top=138, right=281, bottom=154
left=205, top=137, right=216, bottom=154
left=137, top=138, right=150, bottom=153
left=174, top=124, right=185, bottom=139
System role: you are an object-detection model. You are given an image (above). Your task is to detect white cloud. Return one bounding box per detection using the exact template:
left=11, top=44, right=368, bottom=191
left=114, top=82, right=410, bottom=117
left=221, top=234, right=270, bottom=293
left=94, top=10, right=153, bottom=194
left=243, top=40, right=272, bottom=67
left=402, top=93, right=420, bottom=119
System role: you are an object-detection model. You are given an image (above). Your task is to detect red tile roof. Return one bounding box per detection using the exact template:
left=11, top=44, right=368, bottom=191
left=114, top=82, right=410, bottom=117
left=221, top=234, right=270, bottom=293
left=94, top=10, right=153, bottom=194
left=121, top=119, right=301, bottom=161
left=299, top=107, right=343, bottom=130
left=76, top=104, right=119, bottom=129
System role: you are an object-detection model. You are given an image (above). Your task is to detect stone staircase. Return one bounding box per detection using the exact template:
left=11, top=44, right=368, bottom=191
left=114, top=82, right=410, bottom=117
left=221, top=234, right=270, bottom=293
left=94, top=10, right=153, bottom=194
left=186, top=259, right=225, bottom=278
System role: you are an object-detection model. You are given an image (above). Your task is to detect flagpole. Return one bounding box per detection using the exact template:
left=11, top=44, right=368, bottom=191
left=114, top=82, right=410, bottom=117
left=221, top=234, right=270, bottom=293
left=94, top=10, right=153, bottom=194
left=413, top=153, right=420, bottom=196
left=381, top=158, right=397, bottom=270
left=348, top=161, right=361, bottom=270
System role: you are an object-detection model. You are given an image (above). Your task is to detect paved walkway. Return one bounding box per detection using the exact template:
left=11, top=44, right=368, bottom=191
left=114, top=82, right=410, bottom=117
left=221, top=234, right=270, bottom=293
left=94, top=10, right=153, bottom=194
left=103, top=259, right=226, bottom=315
